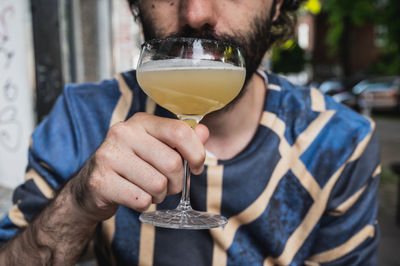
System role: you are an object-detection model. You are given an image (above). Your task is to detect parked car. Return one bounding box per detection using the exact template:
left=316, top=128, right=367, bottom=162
left=318, top=79, right=346, bottom=96
left=353, top=76, right=400, bottom=112
left=317, top=79, right=357, bottom=108
left=332, top=90, right=357, bottom=108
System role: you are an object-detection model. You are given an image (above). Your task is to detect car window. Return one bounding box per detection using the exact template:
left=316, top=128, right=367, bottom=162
left=319, top=81, right=342, bottom=93
left=353, top=81, right=369, bottom=94
left=365, top=83, right=392, bottom=92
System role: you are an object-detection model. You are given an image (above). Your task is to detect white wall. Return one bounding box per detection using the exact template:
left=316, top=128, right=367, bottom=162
left=0, top=0, right=35, bottom=189
left=112, top=0, right=141, bottom=73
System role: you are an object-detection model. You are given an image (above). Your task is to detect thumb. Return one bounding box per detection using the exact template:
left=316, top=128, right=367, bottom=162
left=194, top=123, right=209, bottom=144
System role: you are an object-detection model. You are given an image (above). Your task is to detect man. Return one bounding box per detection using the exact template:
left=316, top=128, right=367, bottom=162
left=0, top=0, right=380, bottom=265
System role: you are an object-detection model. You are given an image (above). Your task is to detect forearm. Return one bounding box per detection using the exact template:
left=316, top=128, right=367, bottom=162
left=0, top=178, right=98, bottom=265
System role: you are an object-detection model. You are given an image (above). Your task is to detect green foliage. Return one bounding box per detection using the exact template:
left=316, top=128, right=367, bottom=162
left=323, top=0, right=400, bottom=75
left=370, top=52, right=400, bottom=76
left=271, top=41, right=307, bottom=74
left=322, top=0, right=376, bottom=55
left=371, top=0, right=400, bottom=75
left=380, top=167, right=398, bottom=186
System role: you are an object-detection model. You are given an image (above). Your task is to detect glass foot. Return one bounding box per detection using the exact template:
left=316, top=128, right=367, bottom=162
left=139, top=209, right=227, bottom=230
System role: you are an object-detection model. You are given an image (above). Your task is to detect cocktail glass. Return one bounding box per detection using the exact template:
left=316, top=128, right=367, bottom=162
left=136, top=37, right=245, bottom=229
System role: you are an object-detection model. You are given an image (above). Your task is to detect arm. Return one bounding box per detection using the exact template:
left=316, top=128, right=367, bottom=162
left=0, top=174, right=97, bottom=265
left=0, top=113, right=209, bottom=265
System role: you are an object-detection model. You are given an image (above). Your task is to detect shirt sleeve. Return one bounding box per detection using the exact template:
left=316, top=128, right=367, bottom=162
left=305, top=131, right=380, bottom=265
left=0, top=90, right=82, bottom=247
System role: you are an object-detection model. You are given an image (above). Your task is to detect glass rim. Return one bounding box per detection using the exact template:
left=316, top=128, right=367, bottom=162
left=142, top=37, right=242, bottom=51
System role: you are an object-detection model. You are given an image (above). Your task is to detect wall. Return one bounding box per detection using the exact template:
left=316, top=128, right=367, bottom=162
left=0, top=0, right=35, bottom=188
left=112, top=0, right=141, bottom=73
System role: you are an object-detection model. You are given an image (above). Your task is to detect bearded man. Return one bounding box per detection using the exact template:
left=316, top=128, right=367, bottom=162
left=0, top=0, right=380, bottom=265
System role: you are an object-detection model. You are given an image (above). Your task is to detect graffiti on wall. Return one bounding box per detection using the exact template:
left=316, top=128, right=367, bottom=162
left=0, top=4, right=22, bottom=152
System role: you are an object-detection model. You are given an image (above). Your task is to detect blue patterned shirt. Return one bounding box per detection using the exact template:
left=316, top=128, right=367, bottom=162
left=0, top=71, right=380, bottom=265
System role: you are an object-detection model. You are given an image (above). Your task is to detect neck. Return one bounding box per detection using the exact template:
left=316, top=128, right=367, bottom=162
left=202, top=72, right=267, bottom=160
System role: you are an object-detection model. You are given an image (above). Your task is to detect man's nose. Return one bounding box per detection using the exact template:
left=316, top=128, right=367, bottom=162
left=180, top=0, right=217, bottom=29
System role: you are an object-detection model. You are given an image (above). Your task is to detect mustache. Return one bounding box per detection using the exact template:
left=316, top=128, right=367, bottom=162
left=166, top=25, right=244, bottom=51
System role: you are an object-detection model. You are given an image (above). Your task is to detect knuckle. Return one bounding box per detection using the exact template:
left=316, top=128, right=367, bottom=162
left=152, top=176, right=168, bottom=194
left=87, top=172, right=103, bottom=192
left=157, top=197, right=166, bottom=204
left=153, top=191, right=167, bottom=204
left=153, top=198, right=163, bottom=204
left=108, top=122, right=126, bottom=139
left=165, top=154, right=183, bottom=174
left=94, top=147, right=111, bottom=164
left=193, top=150, right=206, bottom=168
left=191, top=165, right=204, bottom=175
left=135, top=193, right=152, bottom=211
left=173, top=122, right=191, bottom=142
left=168, top=182, right=182, bottom=195
left=131, top=112, right=147, bottom=123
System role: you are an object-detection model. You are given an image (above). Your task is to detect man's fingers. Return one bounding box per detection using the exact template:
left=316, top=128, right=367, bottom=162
left=94, top=113, right=208, bottom=212
left=194, top=123, right=210, bottom=144
left=100, top=143, right=170, bottom=203
left=107, top=123, right=184, bottom=195
left=129, top=133, right=184, bottom=195
left=128, top=113, right=206, bottom=173
left=92, top=170, right=153, bottom=212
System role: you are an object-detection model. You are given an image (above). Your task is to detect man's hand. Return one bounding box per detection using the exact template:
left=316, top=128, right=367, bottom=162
left=71, top=112, right=209, bottom=222
left=0, top=113, right=209, bottom=265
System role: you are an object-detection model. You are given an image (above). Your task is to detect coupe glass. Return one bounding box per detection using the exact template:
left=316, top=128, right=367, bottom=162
left=136, top=37, right=246, bottom=229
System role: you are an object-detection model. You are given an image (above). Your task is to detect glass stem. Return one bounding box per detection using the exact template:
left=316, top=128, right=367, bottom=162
left=176, top=115, right=203, bottom=212
left=177, top=160, right=192, bottom=211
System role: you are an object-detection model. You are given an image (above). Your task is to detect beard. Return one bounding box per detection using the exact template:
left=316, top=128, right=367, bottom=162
left=138, top=4, right=276, bottom=110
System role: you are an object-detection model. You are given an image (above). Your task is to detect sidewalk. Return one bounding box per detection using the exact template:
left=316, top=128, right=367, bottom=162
left=0, top=186, right=12, bottom=220
left=375, top=117, right=400, bottom=265
left=378, top=184, right=400, bottom=266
